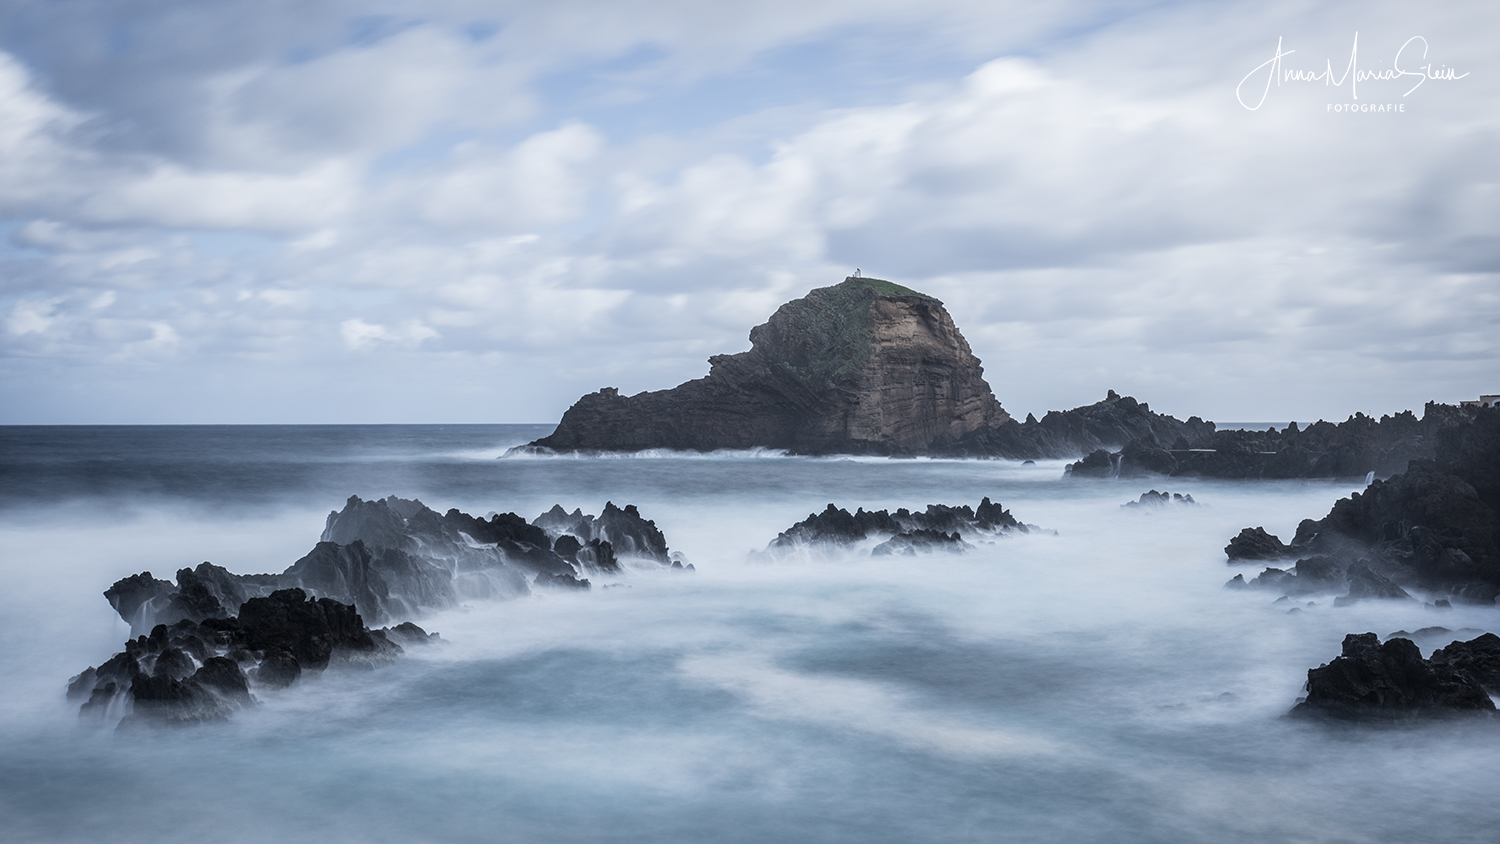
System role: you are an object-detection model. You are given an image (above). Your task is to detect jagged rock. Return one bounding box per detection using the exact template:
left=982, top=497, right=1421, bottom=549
left=151, top=645, right=197, bottom=679
left=1289, top=633, right=1495, bottom=721
left=104, top=495, right=683, bottom=633
left=124, top=672, right=231, bottom=726
left=1334, top=561, right=1413, bottom=605
left=381, top=622, right=442, bottom=647
left=254, top=651, right=301, bottom=690
left=534, top=572, right=590, bottom=590
left=1239, top=407, right=1500, bottom=601
left=762, top=498, right=1031, bottom=559
left=237, top=588, right=379, bottom=672
left=73, top=586, right=432, bottom=726
left=1118, top=438, right=1177, bottom=477
left=1225, top=527, right=1292, bottom=562
left=192, top=657, right=251, bottom=704
left=871, top=530, right=971, bottom=556
left=1430, top=633, right=1500, bottom=693
left=1066, top=449, right=1115, bottom=478
left=528, top=277, right=1010, bottom=455
left=103, top=572, right=174, bottom=636
left=552, top=534, right=583, bottom=563
left=1123, top=490, right=1196, bottom=509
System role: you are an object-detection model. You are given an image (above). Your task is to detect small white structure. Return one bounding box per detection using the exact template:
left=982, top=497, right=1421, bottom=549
left=1460, top=394, right=1500, bottom=408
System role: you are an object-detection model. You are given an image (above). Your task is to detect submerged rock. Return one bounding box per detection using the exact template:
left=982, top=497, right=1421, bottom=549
left=1225, top=527, right=1292, bottom=562
left=871, top=530, right=971, bottom=556
left=1122, top=490, right=1197, bottom=510
left=106, top=495, right=684, bottom=633
left=71, top=589, right=416, bottom=728
left=1289, top=632, right=1495, bottom=722
left=760, top=497, right=1035, bottom=559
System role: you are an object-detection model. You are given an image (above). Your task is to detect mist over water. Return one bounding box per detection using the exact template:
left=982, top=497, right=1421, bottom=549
left=3, top=426, right=1499, bottom=843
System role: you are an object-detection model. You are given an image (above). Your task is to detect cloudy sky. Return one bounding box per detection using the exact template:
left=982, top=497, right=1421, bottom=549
left=0, top=0, right=1494, bottom=425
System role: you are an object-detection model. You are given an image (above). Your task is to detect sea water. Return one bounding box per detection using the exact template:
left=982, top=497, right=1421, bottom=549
left=1, top=425, right=1498, bottom=844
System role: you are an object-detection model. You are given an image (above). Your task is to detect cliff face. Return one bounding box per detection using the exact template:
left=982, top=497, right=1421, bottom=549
left=532, top=277, right=1009, bottom=454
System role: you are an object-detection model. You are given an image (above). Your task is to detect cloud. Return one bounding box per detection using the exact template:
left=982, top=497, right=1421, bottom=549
left=0, top=1, right=1496, bottom=422
left=340, top=318, right=439, bottom=351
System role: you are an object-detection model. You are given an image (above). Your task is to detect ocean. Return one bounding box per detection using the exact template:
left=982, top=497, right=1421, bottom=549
left=2, top=425, right=1498, bottom=843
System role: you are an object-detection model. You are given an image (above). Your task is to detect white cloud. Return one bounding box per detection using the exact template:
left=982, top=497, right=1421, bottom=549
left=0, top=1, right=1496, bottom=422
left=340, top=318, right=439, bottom=351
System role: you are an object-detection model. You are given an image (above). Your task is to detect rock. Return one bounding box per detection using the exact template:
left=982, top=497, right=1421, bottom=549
left=1289, top=633, right=1495, bottom=721
left=74, top=580, right=428, bottom=726
left=1123, top=490, right=1196, bottom=509
left=237, top=588, right=378, bottom=672
left=103, top=495, right=682, bottom=633
left=527, top=277, right=1010, bottom=455
left=1118, top=438, right=1177, bottom=477
left=534, top=572, right=590, bottom=590
left=381, top=622, right=442, bottom=647
left=1240, top=406, right=1500, bottom=600
left=552, top=534, right=583, bottom=563
left=191, top=657, right=251, bottom=704
left=1225, top=527, right=1292, bottom=562
left=1430, top=633, right=1500, bottom=693
left=762, top=498, right=1033, bottom=559
left=253, top=651, right=301, bottom=690
left=1066, top=449, right=1115, bottom=478
left=103, top=572, right=174, bottom=636
left=1333, top=561, right=1413, bottom=605
left=151, top=646, right=197, bottom=680
left=871, top=530, right=971, bottom=556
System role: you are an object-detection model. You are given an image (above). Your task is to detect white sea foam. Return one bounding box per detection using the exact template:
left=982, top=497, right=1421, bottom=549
left=3, top=437, right=1499, bottom=844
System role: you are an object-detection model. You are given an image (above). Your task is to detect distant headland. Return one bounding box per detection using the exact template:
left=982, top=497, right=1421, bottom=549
left=524, top=275, right=1495, bottom=479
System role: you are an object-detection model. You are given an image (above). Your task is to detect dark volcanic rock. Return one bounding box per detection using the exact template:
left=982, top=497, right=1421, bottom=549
left=253, top=650, right=301, bottom=690
left=103, top=572, right=174, bottom=635
left=73, top=590, right=428, bottom=726
left=763, top=498, right=1031, bottom=559
left=1289, top=633, right=1495, bottom=721
left=871, top=530, right=971, bottom=556
left=528, top=277, right=1010, bottom=455
left=192, top=657, right=251, bottom=704
left=534, top=572, right=590, bottom=590
left=1122, top=490, right=1196, bottom=510
left=105, top=495, right=684, bottom=634
left=1430, top=633, right=1500, bottom=693
left=1225, top=527, right=1292, bottom=562
left=1066, top=449, right=1116, bottom=478
left=1233, top=406, right=1500, bottom=602
left=126, top=672, right=231, bottom=725
left=1118, top=438, right=1177, bottom=477
left=1334, top=561, right=1413, bottom=605
left=237, top=588, right=379, bottom=672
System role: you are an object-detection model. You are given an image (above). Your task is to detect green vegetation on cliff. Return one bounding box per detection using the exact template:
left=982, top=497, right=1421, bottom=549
left=758, top=276, right=937, bottom=382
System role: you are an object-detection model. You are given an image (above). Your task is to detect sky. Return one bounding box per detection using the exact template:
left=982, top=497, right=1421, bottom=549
left=0, top=0, right=1495, bottom=425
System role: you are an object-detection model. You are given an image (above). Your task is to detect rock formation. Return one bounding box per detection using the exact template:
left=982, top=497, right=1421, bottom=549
left=529, top=277, right=1010, bottom=455
left=104, top=496, right=685, bottom=635
left=1222, top=406, right=1500, bottom=603
left=1288, top=632, right=1495, bottom=722
left=1068, top=401, right=1490, bottom=480
left=756, top=498, right=1037, bottom=560
left=70, top=589, right=438, bottom=728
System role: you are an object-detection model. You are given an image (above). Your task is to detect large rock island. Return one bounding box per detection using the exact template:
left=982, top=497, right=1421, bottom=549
left=530, top=277, right=1010, bottom=454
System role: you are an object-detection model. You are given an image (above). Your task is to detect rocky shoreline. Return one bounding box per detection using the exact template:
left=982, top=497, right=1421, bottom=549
left=73, top=497, right=688, bottom=728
